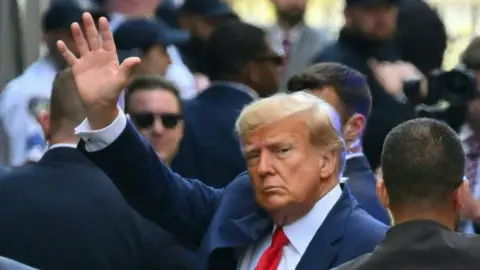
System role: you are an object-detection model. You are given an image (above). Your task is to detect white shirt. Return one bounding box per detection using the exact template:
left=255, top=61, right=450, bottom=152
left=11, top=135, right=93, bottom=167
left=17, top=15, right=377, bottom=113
left=0, top=57, right=57, bottom=166
left=458, top=124, right=480, bottom=234
left=238, top=185, right=342, bottom=270
left=269, top=24, right=306, bottom=56
left=74, top=109, right=343, bottom=270
left=108, top=13, right=197, bottom=100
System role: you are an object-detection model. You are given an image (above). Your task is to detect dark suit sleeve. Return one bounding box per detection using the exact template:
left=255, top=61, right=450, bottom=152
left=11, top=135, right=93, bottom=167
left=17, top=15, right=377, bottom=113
left=76, top=112, right=223, bottom=245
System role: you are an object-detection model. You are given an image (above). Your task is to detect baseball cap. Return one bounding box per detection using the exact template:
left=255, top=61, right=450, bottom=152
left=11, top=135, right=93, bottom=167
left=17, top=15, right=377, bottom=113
left=42, top=0, right=107, bottom=32
left=180, top=0, right=238, bottom=18
left=114, top=18, right=190, bottom=62
left=346, top=0, right=399, bottom=7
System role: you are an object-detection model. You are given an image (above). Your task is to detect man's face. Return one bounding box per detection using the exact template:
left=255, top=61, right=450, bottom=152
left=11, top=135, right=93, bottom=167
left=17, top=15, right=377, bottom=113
left=346, top=3, right=398, bottom=41
left=243, top=115, right=335, bottom=213
left=141, top=44, right=171, bottom=76
left=247, top=40, right=282, bottom=97
left=271, top=0, right=307, bottom=26
left=45, top=30, right=80, bottom=69
left=128, top=89, right=184, bottom=165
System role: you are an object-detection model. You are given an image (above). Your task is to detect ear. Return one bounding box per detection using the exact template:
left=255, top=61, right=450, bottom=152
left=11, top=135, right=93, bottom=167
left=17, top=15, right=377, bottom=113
left=457, top=179, right=474, bottom=215
left=38, top=111, right=50, bottom=141
left=343, top=113, right=366, bottom=144
left=319, top=151, right=337, bottom=179
left=376, top=177, right=389, bottom=209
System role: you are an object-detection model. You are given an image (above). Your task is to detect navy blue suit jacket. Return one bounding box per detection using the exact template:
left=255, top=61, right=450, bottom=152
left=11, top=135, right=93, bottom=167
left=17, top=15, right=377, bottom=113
left=343, top=155, right=390, bottom=225
left=0, top=166, right=10, bottom=178
left=172, top=84, right=253, bottom=188
left=0, top=147, right=195, bottom=270
left=79, top=121, right=388, bottom=270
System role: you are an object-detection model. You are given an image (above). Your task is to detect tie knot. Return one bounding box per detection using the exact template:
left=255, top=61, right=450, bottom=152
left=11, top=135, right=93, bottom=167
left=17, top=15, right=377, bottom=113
left=271, top=227, right=289, bottom=248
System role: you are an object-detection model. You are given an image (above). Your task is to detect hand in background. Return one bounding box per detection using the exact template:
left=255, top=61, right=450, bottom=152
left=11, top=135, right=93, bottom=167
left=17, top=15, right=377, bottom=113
left=56, top=13, right=141, bottom=129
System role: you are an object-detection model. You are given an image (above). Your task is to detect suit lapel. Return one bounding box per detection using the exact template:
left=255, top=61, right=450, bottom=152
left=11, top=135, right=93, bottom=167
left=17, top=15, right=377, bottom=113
left=296, top=185, right=354, bottom=270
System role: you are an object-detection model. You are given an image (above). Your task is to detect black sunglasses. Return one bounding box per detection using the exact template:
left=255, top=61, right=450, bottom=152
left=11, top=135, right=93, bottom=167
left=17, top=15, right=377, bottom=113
left=130, top=112, right=182, bottom=129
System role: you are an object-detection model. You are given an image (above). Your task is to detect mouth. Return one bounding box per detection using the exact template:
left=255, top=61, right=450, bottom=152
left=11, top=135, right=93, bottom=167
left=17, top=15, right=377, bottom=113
left=263, top=187, right=284, bottom=193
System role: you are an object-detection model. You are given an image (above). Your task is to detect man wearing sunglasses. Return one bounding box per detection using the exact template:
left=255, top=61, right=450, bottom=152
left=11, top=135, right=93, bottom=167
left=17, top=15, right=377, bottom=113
left=125, top=76, right=184, bottom=167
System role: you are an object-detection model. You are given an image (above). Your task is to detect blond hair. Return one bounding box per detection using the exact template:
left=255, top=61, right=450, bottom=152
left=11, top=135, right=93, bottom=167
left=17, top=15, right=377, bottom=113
left=235, top=92, right=346, bottom=174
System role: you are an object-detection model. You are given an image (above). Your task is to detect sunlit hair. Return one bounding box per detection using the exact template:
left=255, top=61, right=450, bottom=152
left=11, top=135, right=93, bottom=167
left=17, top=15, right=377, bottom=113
left=235, top=92, right=346, bottom=175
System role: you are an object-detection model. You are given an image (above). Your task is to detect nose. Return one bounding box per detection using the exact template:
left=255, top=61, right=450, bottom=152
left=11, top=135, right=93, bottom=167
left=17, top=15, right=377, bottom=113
left=257, top=151, right=275, bottom=176
left=152, top=117, right=166, bottom=135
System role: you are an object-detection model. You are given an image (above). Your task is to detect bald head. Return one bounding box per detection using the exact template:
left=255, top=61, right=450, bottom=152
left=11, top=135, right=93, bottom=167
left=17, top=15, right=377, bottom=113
left=49, top=68, right=85, bottom=134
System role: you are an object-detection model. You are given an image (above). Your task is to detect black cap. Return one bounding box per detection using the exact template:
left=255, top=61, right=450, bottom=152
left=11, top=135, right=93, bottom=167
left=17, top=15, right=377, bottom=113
left=114, top=18, right=189, bottom=61
left=42, top=0, right=107, bottom=32
left=180, top=0, right=237, bottom=18
left=346, top=0, right=398, bottom=7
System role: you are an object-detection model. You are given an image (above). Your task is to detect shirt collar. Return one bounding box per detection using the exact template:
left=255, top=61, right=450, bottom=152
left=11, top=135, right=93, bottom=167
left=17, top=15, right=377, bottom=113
left=459, top=124, right=474, bottom=142
left=209, top=81, right=259, bottom=100
left=281, top=184, right=342, bottom=255
left=272, top=23, right=306, bottom=44
left=49, top=143, right=77, bottom=150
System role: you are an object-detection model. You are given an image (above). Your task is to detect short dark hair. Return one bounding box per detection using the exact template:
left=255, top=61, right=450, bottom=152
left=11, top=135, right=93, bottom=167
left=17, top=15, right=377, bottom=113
left=381, top=118, right=465, bottom=210
left=125, top=76, right=183, bottom=113
left=50, top=68, right=85, bottom=132
left=287, top=63, right=372, bottom=122
left=205, top=21, right=269, bottom=80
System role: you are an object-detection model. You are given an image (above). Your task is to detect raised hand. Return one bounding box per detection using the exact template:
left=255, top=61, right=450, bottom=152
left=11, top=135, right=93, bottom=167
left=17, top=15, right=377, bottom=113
left=56, top=13, right=141, bottom=129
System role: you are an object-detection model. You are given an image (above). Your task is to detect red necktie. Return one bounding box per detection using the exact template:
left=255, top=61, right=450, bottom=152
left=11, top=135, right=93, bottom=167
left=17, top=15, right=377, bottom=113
left=255, top=227, right=289, bottom=270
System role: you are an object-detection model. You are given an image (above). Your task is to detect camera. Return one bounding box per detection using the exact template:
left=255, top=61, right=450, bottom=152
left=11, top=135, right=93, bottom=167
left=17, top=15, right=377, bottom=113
left=405, top=66, right=477, bottom=131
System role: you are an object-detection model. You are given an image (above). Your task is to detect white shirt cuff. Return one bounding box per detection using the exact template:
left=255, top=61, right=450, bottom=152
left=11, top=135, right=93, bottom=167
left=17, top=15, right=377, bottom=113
left=74, top=107, right=127, bottom=152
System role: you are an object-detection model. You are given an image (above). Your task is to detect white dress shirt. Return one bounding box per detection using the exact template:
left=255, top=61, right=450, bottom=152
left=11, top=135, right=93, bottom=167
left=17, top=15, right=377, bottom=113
left=0, top=57, right=57, bottom=166
left=238, top=185, right=342, bottom=270
left=269, top=24, right=305, bottom=57
left=75, top=109, right=343, bottom=270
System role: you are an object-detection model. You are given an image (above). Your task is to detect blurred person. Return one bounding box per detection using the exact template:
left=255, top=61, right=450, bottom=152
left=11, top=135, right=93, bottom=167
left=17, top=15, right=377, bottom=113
left=125, top=76, right=184, bottom=166
left=105, top=0, right=198, bottom=99
left=177, top=0, right=239, bottom=74
left=288, top=63, right=390, bottom=224
left=172, top=21, right=282, bottom=188
left=457, top=37, right=480, bottom=234
left=0, top=68, right=195, bottom=270
left=333, top=118, right=480, bottom=270
left=56, top=14, right=387, bottom=270
left=395, top=0, right=447, bottom=74
left=312, top=0, right=425, bottom=170
left=0, top=1, right=105, bottom=167
left=156, top=0, right=181, bottom=29
left=114, top=18, right=188, bottom=81
left=265, top=0, right=332, bottom=91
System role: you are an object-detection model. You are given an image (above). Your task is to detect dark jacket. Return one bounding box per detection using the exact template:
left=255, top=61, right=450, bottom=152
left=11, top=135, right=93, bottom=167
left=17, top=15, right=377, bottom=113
left=0, top=166, right=9, bottom=177
left=0, top=147, right=195, bottom=270
left=332, top=220, right=480, bottom=270
left=313, top=28, right=414, bottom=169
left=79, top=120, right=388, bottom=270
left=172, top=84, right=253, bottom=188
left=343, top=155, right=390, bottom=225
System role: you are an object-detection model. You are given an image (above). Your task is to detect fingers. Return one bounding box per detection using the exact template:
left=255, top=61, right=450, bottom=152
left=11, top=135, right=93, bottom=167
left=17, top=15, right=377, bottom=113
left=117, top=57, right=142, bottom=82
left=56, top=40, right=77, bottom=66
left=98, top=17, right=116, bottom=52
left=83, top=13, right=101, bottom=51
left=71, top=22, right=89, bottom=56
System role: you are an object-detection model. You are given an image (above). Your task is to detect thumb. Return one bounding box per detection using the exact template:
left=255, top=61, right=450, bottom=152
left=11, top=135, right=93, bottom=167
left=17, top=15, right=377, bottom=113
left=118, top=57, right=141, bottom=82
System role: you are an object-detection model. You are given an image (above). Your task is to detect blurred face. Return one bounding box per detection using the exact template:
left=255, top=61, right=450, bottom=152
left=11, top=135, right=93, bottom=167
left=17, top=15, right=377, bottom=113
left=310, top=87, right=366, bottom=147
left=345, top=3, right=398, bottom=41
left=243, top=115, right=337, bottom=218
left=128, top=89, right=184, bottom=165
left=246, top=40, right=282, bottom=97
left=271, top=0, right=307, bottom=26
left=141, top=45, right=172, bottom=76
left=45, top=30, right=79, bottom=69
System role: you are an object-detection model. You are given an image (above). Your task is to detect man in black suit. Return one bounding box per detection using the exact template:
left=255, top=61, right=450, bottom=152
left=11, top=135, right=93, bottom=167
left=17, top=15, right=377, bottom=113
left=0, top=69, right=195, bottom=270
left=333, top=118, right=480, bottom=270
left=288, top=63, right=390, bottom=224
left=172, top=21, right=283, bottom=188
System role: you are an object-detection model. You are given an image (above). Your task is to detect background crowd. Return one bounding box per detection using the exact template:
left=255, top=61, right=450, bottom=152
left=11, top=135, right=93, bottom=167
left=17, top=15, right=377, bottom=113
left=0, top=0, right=480, bottom=269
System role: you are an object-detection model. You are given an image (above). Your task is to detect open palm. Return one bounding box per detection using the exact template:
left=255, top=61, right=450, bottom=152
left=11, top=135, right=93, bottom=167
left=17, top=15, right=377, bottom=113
left=56, top=13, right=140, bottom=111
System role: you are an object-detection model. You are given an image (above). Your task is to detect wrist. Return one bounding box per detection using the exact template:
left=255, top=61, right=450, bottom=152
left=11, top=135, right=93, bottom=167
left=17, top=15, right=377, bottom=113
left=86, top=105, right=119, bottom=130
